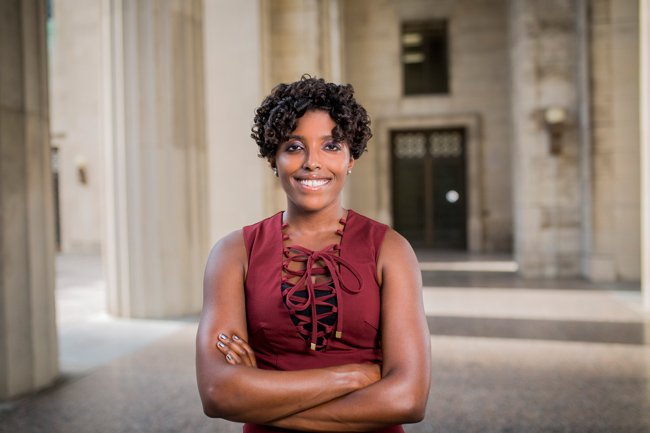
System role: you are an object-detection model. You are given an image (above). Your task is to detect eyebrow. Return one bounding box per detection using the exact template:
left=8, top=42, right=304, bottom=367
left=286, top=134, right=334, bottom=141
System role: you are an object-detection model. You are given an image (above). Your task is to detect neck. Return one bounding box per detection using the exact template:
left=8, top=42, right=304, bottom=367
left=283, top=200, right=347, bottom=233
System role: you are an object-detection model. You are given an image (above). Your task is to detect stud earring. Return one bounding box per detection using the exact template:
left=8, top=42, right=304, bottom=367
left=273, top=168, right=278, bottom=177
left=347, top=169, right=352, bottom=174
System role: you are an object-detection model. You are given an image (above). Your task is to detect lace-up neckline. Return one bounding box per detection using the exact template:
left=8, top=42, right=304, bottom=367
left=280, top=214, right=364, bottom=351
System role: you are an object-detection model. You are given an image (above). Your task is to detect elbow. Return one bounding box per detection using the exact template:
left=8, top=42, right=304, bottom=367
left=405, top=401, right=427, bottom=424
left=395, top=395, right=427, bottom=424
left=199, top=385, right=222, bottom=418
left=199, top=384, right=238, bottom=420
left=386, top=383, right=428, bottom=424
left=202, top=404, right=219, bottom=419
left=201, top=396, right=221, bottom=419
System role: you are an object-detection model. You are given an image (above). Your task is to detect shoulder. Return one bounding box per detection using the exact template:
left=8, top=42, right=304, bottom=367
left=346, top=210, right=389, bottom=243
left=345, top=210, right=390, bottom=262
left=244, top=212, right=283, bottom=230
left=205, top=229, right=247, bottom=275
left=214, top=229, right=246, bottom=253
left=376, top=228, right=419, bottom=286
left=347, top=210, right=389, bottom=231
left=379, top=228, right=417, bottom=263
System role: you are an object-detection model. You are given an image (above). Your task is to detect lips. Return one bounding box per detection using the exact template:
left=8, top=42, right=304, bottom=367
left=295, top=177, right=331, bottom=189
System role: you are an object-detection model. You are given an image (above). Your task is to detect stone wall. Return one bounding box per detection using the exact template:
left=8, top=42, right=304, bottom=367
left=588, top=0, right=640, bottom=281
left=342, top=0, right=513, bottom=252
left=50, top=0, right=103, bottom=254
left=509, top=0, right=583, bottom=277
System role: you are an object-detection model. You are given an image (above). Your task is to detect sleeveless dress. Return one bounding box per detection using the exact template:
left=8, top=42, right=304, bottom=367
left=242, top=210, right=404, bottom=433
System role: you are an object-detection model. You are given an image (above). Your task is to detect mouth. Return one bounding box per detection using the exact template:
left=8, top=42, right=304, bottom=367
left=295, top=177, right=331, bottom=190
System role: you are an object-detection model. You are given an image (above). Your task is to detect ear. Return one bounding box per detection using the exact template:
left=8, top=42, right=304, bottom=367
left=347, top=157, right=355, bottom=171
left=269, top=158, right=277, bottom=169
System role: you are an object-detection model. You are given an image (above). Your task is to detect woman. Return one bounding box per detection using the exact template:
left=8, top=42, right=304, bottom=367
left=196, top=76, right=431, bottom=432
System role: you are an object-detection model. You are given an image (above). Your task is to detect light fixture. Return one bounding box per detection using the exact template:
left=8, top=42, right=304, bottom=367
left=74, top=155, right=87, bottom=184
left=543, top=106, right=567, bottom=155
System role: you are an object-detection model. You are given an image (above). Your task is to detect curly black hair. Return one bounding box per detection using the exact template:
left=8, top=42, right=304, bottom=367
left=251, top=75, right=372, bottom=160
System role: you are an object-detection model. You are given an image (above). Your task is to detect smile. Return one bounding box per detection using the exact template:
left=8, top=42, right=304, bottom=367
left=297, top=178, right=331, bottom=188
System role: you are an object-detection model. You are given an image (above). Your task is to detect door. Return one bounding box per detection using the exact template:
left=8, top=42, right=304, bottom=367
left=391, top=128, right=467, bottom=249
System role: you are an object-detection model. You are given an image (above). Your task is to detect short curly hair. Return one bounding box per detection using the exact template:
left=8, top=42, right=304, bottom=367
left=251, top=75, right=372, bottom=160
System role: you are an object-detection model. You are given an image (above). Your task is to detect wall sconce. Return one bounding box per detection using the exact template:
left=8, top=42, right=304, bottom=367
left=543, top=106, right=567, bottom=155
left=74, top=155, right=87, bottom=185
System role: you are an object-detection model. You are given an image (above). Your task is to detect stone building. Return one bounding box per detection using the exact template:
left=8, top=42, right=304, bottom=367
left=2, top=0, right=649, bottom=400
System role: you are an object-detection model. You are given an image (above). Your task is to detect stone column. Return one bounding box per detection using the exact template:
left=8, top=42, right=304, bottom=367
left=261, top=0, right=345, bottom=215
left=101, top=0, right=208, bottom=318
left=0, top=0, right=59, bottom=399
left=509, top=0, right=582, bottom=277
left=588, top=0, right=641, bottom=282
left=641, top=0, right=650, bottom=311
left=203, top=0, right=266, bottom=242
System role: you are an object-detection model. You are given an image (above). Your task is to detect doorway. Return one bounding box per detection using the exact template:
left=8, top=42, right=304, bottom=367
left=391, top=128, right=467, bottom=249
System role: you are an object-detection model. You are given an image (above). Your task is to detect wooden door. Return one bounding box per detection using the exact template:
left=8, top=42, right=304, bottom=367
left=391, top=128, right=467, bottom=249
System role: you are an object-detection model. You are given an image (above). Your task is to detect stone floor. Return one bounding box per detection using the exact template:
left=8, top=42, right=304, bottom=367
left=1, top=253, right=649, bottom=433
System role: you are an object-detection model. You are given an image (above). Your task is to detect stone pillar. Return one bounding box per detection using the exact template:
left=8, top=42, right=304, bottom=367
left=588, top=0, right=641, bottom=282
left=641, top=0, right=650, bottom=311
left=260, top=0, right=346, bottom=215
left=101, top=0, right=208, bottom=318
left=509, top=0, right=582, bottom=277
left=203, top=0, right=266, bottom=242
left=576, top=0, right=593, bottom=279
left=0, top=0, right=59, bottom=399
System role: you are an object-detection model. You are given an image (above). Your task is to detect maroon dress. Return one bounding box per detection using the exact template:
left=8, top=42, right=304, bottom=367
left=242, top=210, right=404, bottom=433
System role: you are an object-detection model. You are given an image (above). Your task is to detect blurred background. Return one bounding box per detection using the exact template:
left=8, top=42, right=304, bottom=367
left=1, top=0, right=649, bottom=432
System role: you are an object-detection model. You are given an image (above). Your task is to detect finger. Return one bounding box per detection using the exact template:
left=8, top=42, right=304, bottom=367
left=231, top=335, right=257, bottom=368
left=217, top=341, right=243, bottom=365
left=217, top=334, right=255, bottom=367
left=228, top=335, right=256, bottom=368
left=217, top=334, right=244, bottom=365
left=225, top=350, right=242, bottom=365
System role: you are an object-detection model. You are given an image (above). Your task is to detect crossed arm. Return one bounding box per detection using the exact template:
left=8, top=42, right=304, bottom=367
left=195, top=229, right=431, bottom=432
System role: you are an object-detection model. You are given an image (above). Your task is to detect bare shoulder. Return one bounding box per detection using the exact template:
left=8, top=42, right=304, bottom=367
left=379, top=228, right=418, bottom=266
left=206, top=230, right=246, bottom=267
left=204, top=229, right=248, bottom=289
left=377, top=228, right=420, bottom=286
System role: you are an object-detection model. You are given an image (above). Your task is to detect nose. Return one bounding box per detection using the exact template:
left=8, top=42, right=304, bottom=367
left=303, top=149, right=321, bottom=170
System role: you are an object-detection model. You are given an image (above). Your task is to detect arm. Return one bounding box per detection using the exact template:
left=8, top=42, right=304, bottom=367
left=196, top=230, right=380, bottom=423
left=266, top=229, right=432, bottom=432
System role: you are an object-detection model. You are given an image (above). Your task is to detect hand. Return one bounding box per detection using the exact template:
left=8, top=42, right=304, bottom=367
left=216, top=333, right=257, bottom=368
left=355, top=363, right=381, bottom=388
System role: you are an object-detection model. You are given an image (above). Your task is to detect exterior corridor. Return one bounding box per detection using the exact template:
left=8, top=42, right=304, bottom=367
left=0, top=253, right=648, bottom=433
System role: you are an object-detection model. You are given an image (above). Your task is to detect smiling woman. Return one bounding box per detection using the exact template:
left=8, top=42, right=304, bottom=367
left=273, top=111, right=353, bottom=214
left=196, top=75, right=431, bottom=433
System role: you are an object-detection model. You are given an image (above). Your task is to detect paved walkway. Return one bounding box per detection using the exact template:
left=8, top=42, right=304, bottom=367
left=1, top=253, right=649, bottom=433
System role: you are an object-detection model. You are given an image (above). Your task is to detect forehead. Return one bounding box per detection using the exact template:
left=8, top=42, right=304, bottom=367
left=291, top=110, right=337, bottom=135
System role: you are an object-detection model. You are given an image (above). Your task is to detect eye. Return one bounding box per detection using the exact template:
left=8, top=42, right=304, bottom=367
left=285, top=142, right=304, bottom=152
left=323, top=141, right=342, bottom=151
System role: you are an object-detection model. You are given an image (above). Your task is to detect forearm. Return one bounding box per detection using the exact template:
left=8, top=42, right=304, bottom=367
left=266, top=370, right=427, bottom=432
left=199, top=362, right=373, bottom=424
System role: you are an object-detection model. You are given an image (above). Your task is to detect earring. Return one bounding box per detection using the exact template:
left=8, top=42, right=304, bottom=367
left=347, top=169, right=352, bottom=174
left=273, top=168, right=278, bottom=177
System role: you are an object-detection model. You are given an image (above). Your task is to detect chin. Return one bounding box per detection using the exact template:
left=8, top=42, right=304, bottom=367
left=289, top=197, right=340, bottom=213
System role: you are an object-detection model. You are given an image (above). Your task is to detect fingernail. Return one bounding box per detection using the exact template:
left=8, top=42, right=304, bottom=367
left=219, top=334, right=227, bottom=340
left=233, top=335, right=239, bottom=340
left=226, top=354, right=233, bottom=361
left=218, top=341, right=225, bottom=348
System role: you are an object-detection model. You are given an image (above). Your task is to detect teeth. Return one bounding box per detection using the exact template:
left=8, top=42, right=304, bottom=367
left=299, top=179, right=329, bottom=187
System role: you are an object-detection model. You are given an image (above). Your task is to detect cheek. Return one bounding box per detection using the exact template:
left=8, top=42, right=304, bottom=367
left=276, top=155, right=300, bottom=171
